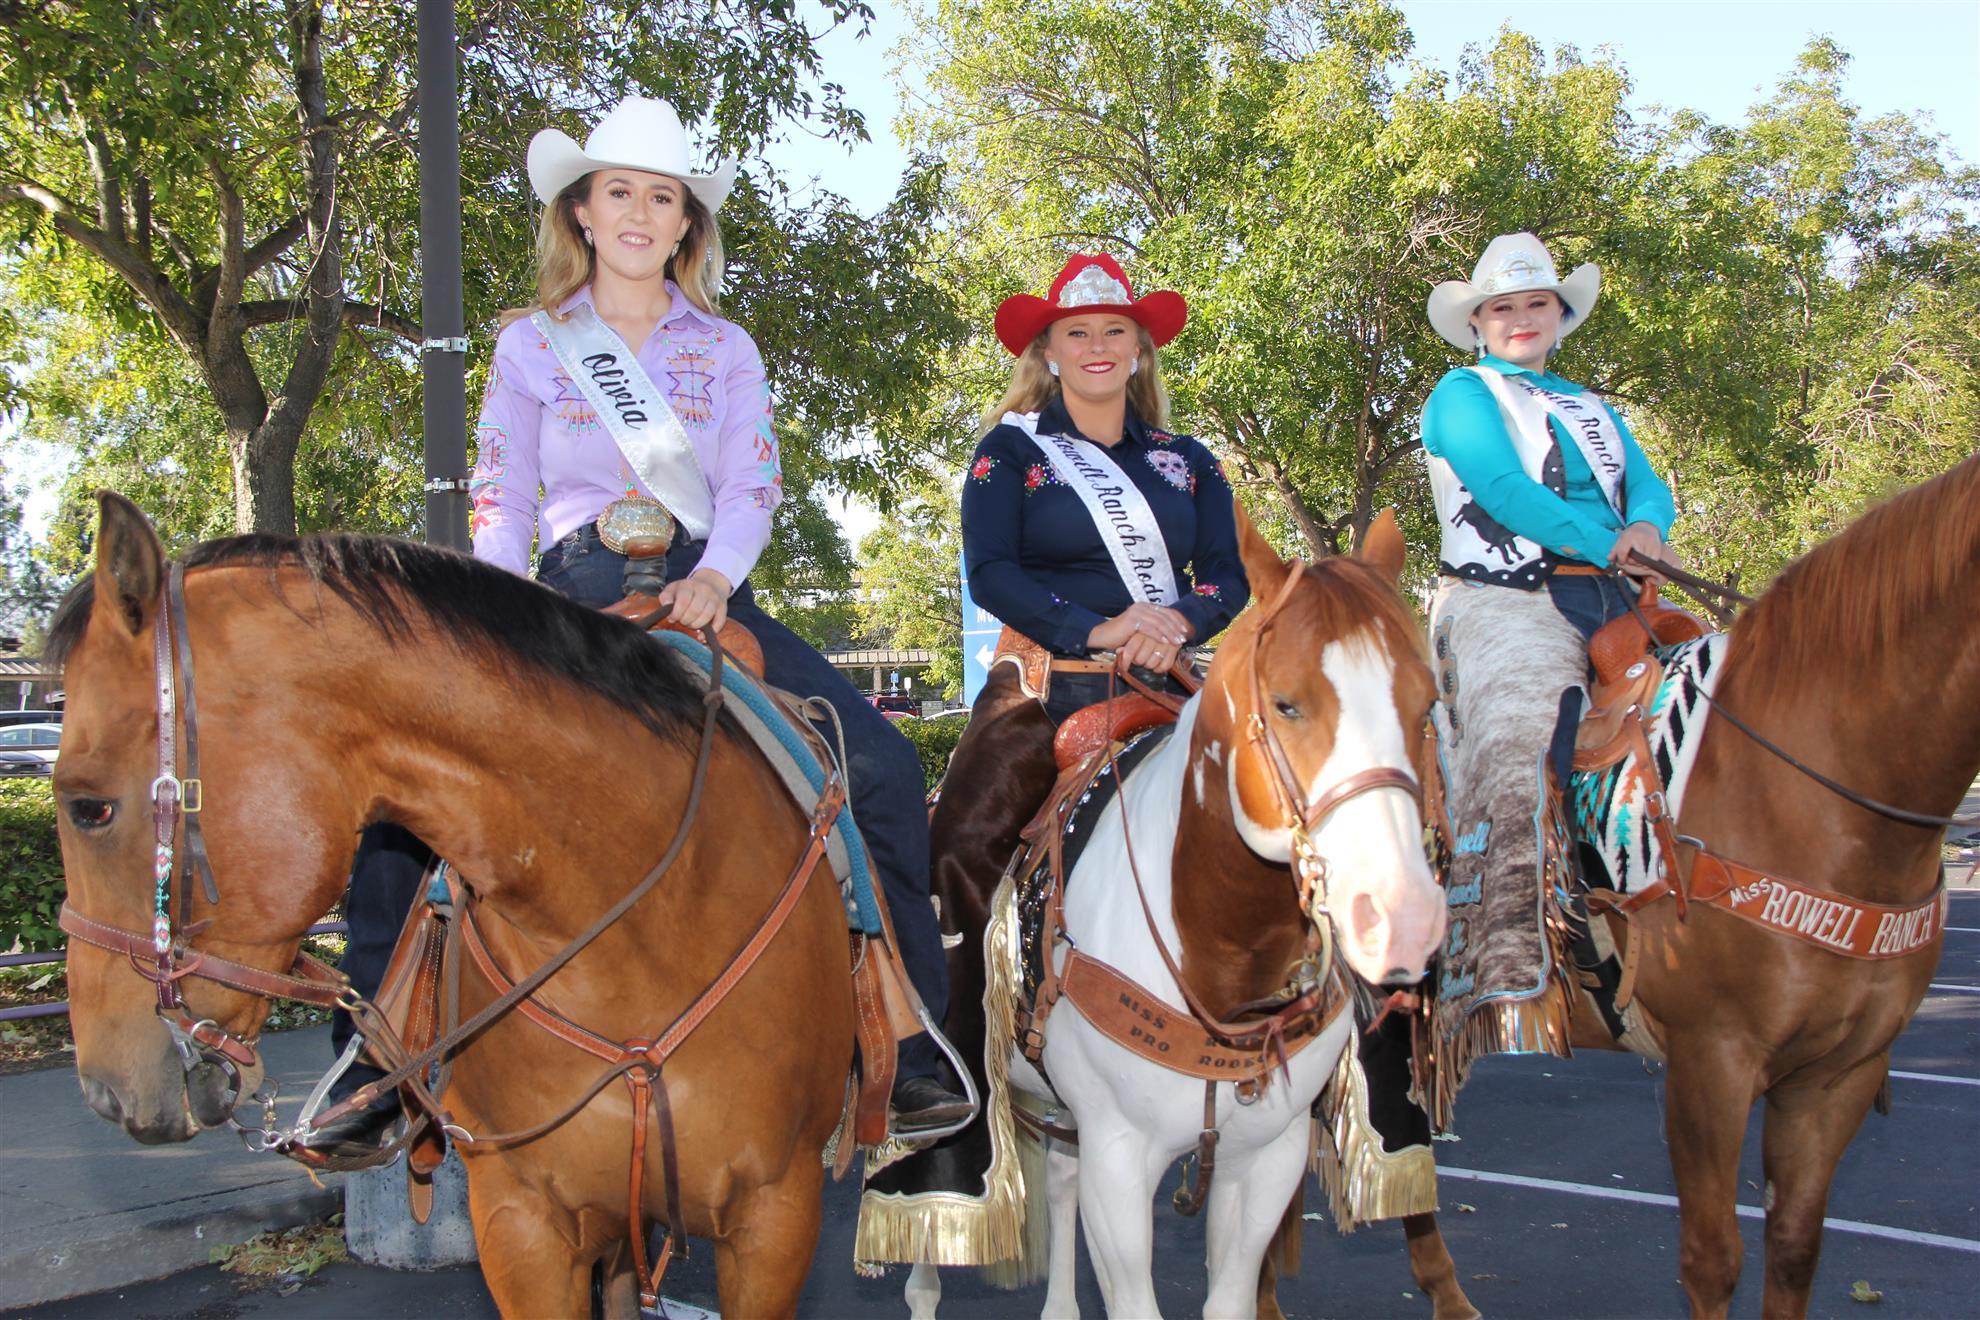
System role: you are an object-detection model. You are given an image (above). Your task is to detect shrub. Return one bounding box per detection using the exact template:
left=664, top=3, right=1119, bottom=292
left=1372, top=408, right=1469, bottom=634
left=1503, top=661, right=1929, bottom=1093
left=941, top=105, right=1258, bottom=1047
left=0, top=779, right=64, bottom=952
left=894, top=712, right=971, bottom=794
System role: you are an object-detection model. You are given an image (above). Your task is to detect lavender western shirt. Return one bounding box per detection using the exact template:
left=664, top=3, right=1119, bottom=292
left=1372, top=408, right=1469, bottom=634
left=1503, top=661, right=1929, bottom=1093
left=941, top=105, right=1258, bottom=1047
left=469, top=283, right=782, bottom=589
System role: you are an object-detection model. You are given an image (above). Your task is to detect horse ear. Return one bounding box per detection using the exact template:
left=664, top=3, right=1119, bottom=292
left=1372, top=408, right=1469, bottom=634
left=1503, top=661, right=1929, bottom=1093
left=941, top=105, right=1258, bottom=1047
left=1235, top=501, right=1290, bottom=603
left=91, top=490, right=166, bottom=640
left=1358, top=508, right=1407, bottom=587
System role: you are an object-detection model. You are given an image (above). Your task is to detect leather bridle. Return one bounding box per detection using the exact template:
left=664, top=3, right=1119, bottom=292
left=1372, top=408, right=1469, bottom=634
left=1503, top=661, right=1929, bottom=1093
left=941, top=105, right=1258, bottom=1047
left=1239, top=560, right=1425, bottom=919
left=59, top=564, right=359, bottom=1120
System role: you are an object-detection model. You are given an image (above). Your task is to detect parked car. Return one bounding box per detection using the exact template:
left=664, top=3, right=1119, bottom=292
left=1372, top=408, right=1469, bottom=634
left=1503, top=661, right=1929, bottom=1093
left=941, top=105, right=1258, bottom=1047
left=0, top=709, right=61, bottom=730
left=0, top=722, right=60, bottom=776
left=869, top=694, right=919, bottom=719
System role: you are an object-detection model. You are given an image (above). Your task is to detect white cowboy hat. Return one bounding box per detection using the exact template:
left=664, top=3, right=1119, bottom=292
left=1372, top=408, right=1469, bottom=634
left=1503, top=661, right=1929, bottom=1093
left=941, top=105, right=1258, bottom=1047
left=526, top=96, right=737, bottom=214
left=1427, top=232, right=1600, bottom=353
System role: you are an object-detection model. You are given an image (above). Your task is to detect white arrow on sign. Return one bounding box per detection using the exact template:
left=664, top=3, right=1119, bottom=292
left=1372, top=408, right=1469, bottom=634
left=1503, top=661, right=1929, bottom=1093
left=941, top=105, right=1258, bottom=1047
left=975, top=643, right=996, bottom=669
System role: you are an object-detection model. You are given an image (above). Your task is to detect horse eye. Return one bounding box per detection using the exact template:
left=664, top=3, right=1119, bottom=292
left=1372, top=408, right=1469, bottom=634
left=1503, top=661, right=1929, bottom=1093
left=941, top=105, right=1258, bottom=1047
left=66, top=798, right=116, bottom=831
left=1273, top=698, right=1302, bottom=720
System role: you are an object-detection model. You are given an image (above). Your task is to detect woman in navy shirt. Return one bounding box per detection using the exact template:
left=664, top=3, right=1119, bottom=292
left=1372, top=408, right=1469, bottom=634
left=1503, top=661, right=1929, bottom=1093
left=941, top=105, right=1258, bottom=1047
left=962, top=253, right=1246, bottom=723
left=868, top=254, right=1249, bottom=1221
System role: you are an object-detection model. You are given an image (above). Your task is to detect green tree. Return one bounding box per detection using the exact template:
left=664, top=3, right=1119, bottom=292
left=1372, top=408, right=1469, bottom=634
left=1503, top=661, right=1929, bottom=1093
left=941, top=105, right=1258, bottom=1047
left=903, top=1, right=1977, bottom=594
left=1, top=0, right=965, bottom=543
left=0, top=462, right=61, bottom=640
left=854, top=471, right=963, bottom=695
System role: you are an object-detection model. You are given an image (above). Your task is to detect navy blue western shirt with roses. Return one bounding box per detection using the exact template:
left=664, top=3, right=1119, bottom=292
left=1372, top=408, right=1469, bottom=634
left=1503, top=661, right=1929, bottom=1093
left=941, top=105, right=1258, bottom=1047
left=961, top=397, right=1248, bottom=656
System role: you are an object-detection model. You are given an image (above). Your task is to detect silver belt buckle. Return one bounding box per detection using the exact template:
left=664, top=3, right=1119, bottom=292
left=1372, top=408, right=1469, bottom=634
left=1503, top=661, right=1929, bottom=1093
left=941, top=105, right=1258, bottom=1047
left=595, top=497, right=677, bottom=555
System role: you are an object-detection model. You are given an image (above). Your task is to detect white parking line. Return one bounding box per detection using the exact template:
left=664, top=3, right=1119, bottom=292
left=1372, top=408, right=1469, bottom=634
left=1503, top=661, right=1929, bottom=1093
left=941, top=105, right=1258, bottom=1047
left=1945, top=926, right=1980, bottom=933
left=1438, top=1167, right=1980, bottom=1254
left=1890, top=1069, right=1980, bottom=1088
left=1930, top=983, right=1980, bottom=995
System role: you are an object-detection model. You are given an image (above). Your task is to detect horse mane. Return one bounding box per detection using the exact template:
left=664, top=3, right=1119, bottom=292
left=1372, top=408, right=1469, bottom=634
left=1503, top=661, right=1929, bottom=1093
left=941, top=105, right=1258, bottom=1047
left=1268, top=553, right=1428, bottom=664
left=1729, top=453, right=1980, bottom=691
left=47, top=534, right=706, bottom=744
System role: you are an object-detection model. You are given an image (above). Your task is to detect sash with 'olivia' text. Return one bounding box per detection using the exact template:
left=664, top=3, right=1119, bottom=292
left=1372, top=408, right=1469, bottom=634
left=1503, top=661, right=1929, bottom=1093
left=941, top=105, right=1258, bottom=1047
left=533, top=305, right=715, bottom=541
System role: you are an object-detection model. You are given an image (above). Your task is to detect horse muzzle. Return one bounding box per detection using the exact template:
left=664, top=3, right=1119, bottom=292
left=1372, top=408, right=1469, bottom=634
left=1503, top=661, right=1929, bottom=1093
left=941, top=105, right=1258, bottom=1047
left=77, top=1026, right=261, bottom=1144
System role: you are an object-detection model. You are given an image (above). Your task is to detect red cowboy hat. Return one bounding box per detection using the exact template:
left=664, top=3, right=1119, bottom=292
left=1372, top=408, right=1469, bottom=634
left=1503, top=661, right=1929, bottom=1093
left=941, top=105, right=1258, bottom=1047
left=993, top=254, right=1188, bottom=356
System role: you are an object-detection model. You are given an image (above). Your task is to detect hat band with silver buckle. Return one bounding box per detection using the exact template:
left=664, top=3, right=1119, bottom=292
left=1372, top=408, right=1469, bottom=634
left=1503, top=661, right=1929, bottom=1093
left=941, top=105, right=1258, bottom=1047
left=1478, top=251, right=1558, bottom=297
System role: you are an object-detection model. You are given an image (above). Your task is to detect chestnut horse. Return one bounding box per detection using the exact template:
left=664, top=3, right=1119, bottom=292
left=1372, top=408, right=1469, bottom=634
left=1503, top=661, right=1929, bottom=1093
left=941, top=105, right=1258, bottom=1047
left=1582, top=453, right=1980, bottom=1315
left=49, top=494, right=854, bottom=1317
left=906, top=510, right=1471, bottom=1317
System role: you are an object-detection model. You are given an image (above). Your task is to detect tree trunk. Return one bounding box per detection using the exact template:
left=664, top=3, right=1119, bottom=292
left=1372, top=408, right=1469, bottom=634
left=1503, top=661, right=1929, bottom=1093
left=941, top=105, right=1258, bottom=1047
left=227, top=423, right=300, bottom=534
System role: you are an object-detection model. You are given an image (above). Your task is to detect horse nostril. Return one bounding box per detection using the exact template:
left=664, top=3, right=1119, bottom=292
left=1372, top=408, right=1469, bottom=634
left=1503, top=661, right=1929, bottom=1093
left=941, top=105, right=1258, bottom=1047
left=80, top=1075, right=125, bottom=1124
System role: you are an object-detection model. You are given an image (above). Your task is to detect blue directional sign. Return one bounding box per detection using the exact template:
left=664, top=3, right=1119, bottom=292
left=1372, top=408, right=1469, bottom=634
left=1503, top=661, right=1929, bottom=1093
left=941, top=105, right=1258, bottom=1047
left=959, top=550, right=1004, bottom=707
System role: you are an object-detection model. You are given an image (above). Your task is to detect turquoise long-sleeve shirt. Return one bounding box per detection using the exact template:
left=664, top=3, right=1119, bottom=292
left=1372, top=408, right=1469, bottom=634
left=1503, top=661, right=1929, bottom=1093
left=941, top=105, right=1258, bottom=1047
left=1421, top=356, right=1675, bottom=566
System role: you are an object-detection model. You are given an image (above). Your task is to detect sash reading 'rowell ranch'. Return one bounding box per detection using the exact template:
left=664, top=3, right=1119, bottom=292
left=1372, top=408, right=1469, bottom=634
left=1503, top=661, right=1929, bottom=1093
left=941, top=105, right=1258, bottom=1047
left=533, top=305, right=716, bottom=541
left=1001, top=411, right=1179, bottom=607
left=1469, top=366, right=1629, bottom=517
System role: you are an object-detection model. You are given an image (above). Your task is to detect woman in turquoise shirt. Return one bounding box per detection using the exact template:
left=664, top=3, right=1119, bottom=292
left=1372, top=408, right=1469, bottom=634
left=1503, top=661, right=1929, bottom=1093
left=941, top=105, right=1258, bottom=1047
left=1419, top=231, right=1679, bottom=1070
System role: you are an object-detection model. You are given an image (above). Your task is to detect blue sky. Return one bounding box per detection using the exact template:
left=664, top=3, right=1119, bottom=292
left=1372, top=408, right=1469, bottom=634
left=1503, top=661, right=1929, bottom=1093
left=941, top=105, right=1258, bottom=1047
left=764, top=0, right=1980, bottom=215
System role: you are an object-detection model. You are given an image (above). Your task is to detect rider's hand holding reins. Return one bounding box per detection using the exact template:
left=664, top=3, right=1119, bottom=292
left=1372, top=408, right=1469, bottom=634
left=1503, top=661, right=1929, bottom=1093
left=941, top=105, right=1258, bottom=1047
left=1610, top=522, right=1679, bottom=587
left=659, top=567, right=732, bottom=632
left=1089, top=603, right=1193, bottom=673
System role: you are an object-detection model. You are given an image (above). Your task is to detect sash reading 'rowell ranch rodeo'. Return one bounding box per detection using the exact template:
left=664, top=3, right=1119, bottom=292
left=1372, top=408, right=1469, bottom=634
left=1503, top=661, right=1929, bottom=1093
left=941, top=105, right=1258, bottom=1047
left=533, top=305, right=716, bottom=542
left=1001, top=411, right=1180, bottom=607
left=1469, top=366, right=1629, bottom=517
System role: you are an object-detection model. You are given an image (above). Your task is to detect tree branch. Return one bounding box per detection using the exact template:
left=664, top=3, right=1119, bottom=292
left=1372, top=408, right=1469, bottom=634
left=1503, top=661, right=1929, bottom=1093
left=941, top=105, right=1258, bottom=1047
left=239, top=298, right=419, bottom=341
left=0, top=180, right=204, bottom=352
left=265, top=1, right=346, bottom=443
left=82, top=127, right=125, bottom=242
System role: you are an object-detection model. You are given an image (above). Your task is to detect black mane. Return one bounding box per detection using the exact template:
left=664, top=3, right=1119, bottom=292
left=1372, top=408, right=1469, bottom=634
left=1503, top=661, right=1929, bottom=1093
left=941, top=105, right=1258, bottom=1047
left=48, top=533, right=705, bottom=744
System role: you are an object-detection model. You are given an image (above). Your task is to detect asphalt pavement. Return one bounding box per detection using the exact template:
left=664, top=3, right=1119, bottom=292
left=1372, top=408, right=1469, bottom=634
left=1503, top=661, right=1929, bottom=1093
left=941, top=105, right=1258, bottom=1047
left=9, top=883, right=1976, bottom=1319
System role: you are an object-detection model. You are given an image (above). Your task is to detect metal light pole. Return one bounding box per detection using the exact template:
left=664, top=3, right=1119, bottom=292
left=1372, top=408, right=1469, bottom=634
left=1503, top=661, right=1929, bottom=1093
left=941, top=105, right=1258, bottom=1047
left=417, top=0, right=469, bottom=549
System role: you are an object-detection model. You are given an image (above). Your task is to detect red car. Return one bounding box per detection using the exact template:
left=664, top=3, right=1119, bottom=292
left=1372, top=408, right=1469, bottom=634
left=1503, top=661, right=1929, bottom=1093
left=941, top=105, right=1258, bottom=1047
left=869, top=694, right=918, bottom=719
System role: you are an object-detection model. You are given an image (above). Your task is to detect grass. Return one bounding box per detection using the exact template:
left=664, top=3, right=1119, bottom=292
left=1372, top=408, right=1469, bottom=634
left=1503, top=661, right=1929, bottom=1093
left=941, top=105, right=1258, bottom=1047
left=211, top=1217, right=351, bottom=1280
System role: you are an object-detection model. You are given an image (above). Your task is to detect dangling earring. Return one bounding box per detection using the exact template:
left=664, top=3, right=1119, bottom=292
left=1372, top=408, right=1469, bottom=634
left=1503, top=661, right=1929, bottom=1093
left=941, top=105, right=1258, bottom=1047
left=670, top=239, right=682, bottom=258
left=1553, top=334, right=1564, bottom=353
left=582, top=226, right=594, bottom=246
left=1130, top=358, right=1140, bottom=376
left=1047, top=360, right=1061, bottom=378
left=1473, top=330, right=1486, bottom=357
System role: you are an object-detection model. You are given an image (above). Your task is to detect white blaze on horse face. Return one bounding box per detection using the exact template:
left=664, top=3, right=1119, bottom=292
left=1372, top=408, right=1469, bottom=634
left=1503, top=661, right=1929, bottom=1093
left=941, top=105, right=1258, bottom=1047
left=1312, top=638, right=1445, bottom=984
left=1229, top=637, right=1445, bottom=985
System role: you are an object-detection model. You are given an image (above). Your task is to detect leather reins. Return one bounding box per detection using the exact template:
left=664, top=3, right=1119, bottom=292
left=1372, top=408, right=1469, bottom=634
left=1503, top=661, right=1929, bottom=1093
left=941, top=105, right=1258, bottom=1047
left=1614, top=558, right=1980, bottom=832
left=54, top=559, right=844, bottom=1308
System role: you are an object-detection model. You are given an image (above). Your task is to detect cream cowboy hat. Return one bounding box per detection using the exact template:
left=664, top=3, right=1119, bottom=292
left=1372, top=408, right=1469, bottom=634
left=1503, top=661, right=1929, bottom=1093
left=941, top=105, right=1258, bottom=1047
left=527, top=96, right=737, bottom=214
left=1427, top=232, right=1600, bottom=353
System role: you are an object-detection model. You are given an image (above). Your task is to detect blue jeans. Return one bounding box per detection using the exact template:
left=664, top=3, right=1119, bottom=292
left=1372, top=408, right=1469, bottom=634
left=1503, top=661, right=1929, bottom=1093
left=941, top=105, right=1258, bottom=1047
left=337, top=526, right=947, bottom=1082
left=538, top=525, right=947, bottom=1074
left=1542, top=572, right=1641, bottom=783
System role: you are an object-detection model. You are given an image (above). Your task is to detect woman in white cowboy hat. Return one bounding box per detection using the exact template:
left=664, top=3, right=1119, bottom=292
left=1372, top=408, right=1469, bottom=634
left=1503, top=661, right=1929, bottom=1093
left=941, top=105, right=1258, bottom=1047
left=314, top=96, right=968, bottom=1153
left=1419, top=231, right=1678, bottom=1073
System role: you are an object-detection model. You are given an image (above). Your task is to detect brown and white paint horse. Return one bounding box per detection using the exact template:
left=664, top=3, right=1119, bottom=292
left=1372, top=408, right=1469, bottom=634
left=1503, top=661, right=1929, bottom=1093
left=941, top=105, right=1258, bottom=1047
left=907, top=509, right=1467, bottom=1317
left=50, top=494, right=856, bottom=1318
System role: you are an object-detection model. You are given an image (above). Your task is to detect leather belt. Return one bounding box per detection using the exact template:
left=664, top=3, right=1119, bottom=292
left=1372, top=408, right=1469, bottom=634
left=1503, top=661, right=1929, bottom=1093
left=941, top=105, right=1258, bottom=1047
left=1552, top=563, right=1608, bottom=576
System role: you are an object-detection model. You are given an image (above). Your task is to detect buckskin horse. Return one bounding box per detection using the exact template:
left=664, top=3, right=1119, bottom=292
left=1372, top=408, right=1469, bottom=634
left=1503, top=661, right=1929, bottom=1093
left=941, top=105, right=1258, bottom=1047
left=1543, top=453, right=1979, bottom=1316
left=903, top=510, right=1473, bottom=1318
left=48, top=493, right=864, bottom=1318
